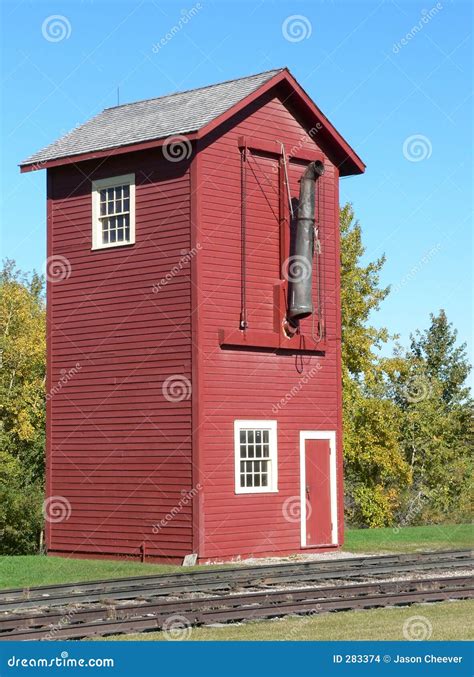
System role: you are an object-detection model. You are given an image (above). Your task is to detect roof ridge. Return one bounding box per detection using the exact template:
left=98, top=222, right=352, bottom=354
left=103, top=67, right=287, bottom=112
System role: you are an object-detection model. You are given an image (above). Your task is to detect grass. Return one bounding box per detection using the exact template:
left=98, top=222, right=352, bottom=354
left=344, top=523, right=473, bottom=554
left=100, top=600, right=474, bottom=641
left=0, top=523, right=471, bottom=590
left=0, top=555, right=198, bottom=590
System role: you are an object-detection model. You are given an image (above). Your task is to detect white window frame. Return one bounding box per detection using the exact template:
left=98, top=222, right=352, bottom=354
left=91, top=173, right=136, bottom=250
left=234, top=420, right=278, bottom=494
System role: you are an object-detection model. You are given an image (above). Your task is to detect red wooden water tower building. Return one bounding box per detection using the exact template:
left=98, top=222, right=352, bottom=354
left=21, top=68, right=365, bottom=563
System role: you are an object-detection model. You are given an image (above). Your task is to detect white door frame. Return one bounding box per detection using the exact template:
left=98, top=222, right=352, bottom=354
left=299, top=430, right=338, bottom=548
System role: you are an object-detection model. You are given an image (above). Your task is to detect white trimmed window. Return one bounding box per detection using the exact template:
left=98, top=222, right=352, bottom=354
left=92, top=174, right=135, bottom=249
left=234, top=420, right=278, bottom=494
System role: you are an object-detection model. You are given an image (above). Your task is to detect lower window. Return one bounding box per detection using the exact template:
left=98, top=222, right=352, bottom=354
left=234, top=420, right=278, bottom=493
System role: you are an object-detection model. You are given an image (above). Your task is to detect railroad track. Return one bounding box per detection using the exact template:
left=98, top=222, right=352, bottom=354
left=0, top=549, right=471, bottom=612
left=1, top=576, right=472, bottom=641
left=0, top=549, right=472, bottom=640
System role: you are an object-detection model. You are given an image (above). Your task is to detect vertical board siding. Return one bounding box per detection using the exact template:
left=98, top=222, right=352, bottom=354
left=197, top=94, right=342, bottom=559
left=48, top=149, right=193, bottom=559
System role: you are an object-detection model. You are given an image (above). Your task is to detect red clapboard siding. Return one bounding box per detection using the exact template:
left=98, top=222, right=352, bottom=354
left=47, top=149, right=194, bottom=559
left=194, top=92, right=344, bottom=559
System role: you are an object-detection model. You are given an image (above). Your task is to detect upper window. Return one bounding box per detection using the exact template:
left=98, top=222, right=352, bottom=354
left=234, top=420, right=278, bottom=494
left=92, top=174, right=135, bottom=249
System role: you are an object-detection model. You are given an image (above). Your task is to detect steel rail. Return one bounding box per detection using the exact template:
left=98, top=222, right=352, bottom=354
left=1, top=576, right=472, bottom=641
left=0, top=549, right=471, bottom=613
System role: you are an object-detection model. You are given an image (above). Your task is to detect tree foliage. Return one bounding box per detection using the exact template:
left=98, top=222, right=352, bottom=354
left=1, top=260, right=45, bottom=553
left=340, top=205, right=471, bottom=528
left=340, top=204, right=411, bottom=526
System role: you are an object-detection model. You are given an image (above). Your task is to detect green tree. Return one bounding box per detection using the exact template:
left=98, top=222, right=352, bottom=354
left=340, top=204, right=411, bottom=527
left=0, top=260, right=45, bottom=553
left=389, top=311, right=472, bottom=524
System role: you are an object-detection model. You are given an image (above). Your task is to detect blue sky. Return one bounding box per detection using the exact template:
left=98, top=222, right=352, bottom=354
left=1, top=0, right=472, bottom=361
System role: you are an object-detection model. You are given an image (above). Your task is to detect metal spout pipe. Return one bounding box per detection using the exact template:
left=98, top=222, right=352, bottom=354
left=287, top=160, right=324, bottom=324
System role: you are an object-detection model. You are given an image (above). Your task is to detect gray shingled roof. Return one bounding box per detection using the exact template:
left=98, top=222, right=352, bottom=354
left=21, top=69, right=284, bottom=167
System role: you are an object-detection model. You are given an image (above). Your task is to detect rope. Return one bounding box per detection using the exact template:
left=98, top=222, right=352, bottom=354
left=311, top=175, right=324, bottom=343
left=279, top=142, right=294, bottom=218
left=240, top=146, right=248, bottom=330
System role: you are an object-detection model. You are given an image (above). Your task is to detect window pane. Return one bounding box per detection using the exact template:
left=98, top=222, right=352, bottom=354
left=246, top=474, right=253, bottom=487
left=107, top=188, right=114, bottom=201
left=123, top=185, right=130, bottom=198
left=123, top=198, right=130, bottom=211
left=240, top=431, right=246, bottom=444
left=240, top=474, right=245, bottom=487
left=247, top=431, right=254, bottom=444
left=263, top=430, right=269, bottom=443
